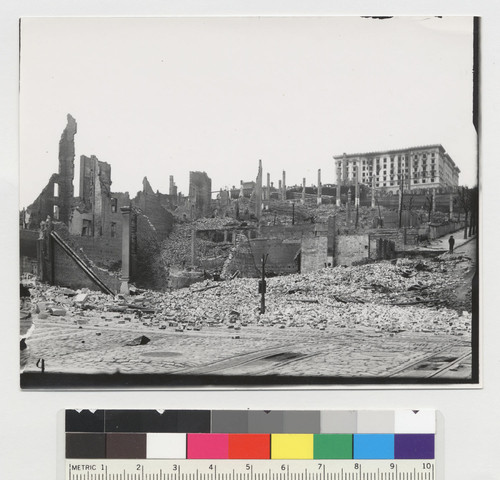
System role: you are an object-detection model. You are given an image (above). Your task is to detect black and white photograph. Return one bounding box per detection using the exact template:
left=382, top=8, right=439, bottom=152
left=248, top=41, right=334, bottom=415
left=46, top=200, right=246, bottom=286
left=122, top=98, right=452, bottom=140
left=18, top=16, right=479, bottom=388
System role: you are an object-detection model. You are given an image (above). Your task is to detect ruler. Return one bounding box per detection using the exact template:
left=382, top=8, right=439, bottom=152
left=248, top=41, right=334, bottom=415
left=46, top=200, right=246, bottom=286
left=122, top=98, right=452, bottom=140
left=66, top=459, right=436, bottom=480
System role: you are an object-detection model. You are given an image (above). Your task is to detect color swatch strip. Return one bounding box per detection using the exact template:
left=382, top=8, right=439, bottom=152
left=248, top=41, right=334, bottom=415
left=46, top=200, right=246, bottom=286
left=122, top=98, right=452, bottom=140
left=66, top=409, right=435, bottom=434
left=66, top=410, right=435, bottom=460
left=66, top=433, right=434, bottom=460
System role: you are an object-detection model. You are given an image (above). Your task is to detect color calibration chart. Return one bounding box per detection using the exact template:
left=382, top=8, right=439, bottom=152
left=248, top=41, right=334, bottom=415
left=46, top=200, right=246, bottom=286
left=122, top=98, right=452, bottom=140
left=64, top=410, right=438, bottom=480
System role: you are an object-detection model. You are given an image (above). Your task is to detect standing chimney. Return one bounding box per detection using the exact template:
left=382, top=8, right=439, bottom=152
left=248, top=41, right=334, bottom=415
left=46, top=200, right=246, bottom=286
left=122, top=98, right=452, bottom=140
left=255, top=160, right=263, bottom=219
left=347, top=188, right=352, bottom=223
left=354, top=167, right=360, bottom=207
left=336, top=158, right=341, bottom=206
left=371, top=168, right=376, bottom=208
left=282, top=171, right=286, bottom=201
left=317, top=169, right=322, bottom=205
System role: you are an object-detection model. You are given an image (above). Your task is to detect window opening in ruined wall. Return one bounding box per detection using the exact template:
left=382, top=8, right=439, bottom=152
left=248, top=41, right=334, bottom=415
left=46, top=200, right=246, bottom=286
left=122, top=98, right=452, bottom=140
left=82, top=219, right=92, bottom=236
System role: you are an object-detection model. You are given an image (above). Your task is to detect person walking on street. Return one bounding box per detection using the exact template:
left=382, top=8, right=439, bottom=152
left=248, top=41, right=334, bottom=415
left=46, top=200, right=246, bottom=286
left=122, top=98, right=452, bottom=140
left=448, top=235, right=455, bottom=254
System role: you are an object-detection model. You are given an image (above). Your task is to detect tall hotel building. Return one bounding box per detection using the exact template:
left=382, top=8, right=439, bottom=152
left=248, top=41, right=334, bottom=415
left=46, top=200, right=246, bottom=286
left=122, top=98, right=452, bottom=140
left=333, top=145, right=460, bottom=194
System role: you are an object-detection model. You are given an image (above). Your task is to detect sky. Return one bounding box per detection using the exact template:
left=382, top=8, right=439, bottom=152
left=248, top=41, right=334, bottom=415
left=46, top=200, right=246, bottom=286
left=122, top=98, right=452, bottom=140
left=19, top=16, right=477, bottom=208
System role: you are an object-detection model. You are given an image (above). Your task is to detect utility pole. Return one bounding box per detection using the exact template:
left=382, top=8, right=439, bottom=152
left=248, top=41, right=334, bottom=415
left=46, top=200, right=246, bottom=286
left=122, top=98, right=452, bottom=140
left=259, top=254, right=268, bottom=314
left=292, top=202, right=295, bottom=225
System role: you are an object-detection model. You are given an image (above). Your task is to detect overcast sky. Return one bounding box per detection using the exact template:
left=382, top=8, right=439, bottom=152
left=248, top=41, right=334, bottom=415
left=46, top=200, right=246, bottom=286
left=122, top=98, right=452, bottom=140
left=19, top=16, right=476, bottom=207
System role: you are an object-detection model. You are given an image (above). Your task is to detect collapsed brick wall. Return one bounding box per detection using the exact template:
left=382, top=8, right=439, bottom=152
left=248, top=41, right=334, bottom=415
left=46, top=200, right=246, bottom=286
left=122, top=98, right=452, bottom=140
left=189, top=171, right=212, bottom=217
left=301, top=236, right=329, bottom=273
left=380, top=209, right=422, bottom=228
left=25, top=173, right=60, bottom=230
left=133, top=178, right=174, bottom=241
left=368, top=227, right=432, bottom=253
left=429, top=221, right=465, bottom=240
left=289, top=192, right=335, bottom=205
left=224, top=236, right=300, bottom=278
left=133, top=212, right=169, bottom=290
left=260, top=200, right=314, bottom=224
left=253, top=239, right=301, bottom=276
left=70, top=236, right=122, bottom=271
left=336, top=235, right=369, bottom=266
left=21, top=255, right=39, bottom=276
left=50, top=223, right=121, bottom=292
left=51, top=241, right=120, bottom=292
left=259, top=224, right=315, bottom=240
left=376, top=192, right=458, bottom=212
left=20, top=229, right=39, bottom=275
left=221, top=235, right=260, bottom=278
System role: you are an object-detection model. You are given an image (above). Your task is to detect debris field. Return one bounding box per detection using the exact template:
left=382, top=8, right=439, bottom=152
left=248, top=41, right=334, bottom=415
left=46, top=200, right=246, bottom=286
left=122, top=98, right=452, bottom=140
left=21, top=251, right=473, bottom=378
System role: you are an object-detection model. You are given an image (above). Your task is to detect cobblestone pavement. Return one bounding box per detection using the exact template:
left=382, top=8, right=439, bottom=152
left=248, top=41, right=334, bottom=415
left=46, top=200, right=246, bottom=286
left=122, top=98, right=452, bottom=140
left=23, top=314, right=471, bottom=378
left=21, top=240, right=475, bottom=380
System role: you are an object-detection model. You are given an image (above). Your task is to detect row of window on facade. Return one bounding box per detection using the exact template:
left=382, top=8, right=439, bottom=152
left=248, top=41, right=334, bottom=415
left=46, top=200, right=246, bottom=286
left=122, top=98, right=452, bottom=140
left=81, top=219, right=118, bottom=237
left=341, top=160, right=438, bottom=171
left=350, top=168, right=434, bottom=176
left=346, top=170, right=440, bottom=181
left=337, top=152, right=438, bottom=168
left=376, top=178, right=437, bottom=187
left=50, top=204, right=117, bottom=238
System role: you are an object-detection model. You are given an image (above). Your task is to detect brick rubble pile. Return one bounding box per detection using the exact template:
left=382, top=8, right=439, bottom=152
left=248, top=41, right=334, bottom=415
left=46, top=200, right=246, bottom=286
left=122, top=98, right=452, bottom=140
left=22, top=253, right=473, bottom=338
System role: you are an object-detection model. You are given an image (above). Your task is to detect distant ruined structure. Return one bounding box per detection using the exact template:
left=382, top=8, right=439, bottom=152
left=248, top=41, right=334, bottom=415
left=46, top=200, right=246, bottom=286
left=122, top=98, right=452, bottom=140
left=20, top=114, right=185, bottom=292
left=20, top=115, right=469, bottom=293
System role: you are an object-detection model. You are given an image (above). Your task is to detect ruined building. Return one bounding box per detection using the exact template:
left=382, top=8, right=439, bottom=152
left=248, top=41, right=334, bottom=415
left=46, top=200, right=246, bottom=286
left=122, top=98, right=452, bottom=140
left=189, top=171, right=212, bottom=218
left=20, top=114, right=174, bottom=292
left=24, top=114, right=78, bottom=229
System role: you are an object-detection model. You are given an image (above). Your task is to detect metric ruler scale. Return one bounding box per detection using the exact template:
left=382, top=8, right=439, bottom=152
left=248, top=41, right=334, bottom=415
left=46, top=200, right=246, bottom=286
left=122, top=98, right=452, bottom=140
left=65, top=460, right=435, bottom=480
left=63, top=410, right=439, bottom=480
